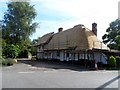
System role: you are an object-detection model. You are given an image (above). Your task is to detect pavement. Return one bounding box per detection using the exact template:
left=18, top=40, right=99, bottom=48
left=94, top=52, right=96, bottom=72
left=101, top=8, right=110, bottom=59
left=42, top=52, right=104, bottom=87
left=2, top=60, right=120, bottom=89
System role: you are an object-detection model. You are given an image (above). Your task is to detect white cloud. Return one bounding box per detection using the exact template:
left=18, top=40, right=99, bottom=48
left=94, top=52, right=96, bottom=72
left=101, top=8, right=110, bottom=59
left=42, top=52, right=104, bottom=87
left=32, top=0, right=119, bottom=41
left=32, top=0, right=118, bottom=18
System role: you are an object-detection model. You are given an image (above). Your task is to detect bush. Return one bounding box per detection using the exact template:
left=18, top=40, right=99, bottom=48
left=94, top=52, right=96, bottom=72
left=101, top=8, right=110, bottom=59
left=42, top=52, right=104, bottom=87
left=28, top=52, right=32, bottom=57
left=0, top=58, right=4, bottom=65
left=0, top=51, right=4, bottom=65
left=108, top=56, right=116, bottom=67
left=116, top=56, right=120, bottom=67
left=2, top=58, right=17, bottom=66
left=28, top=52, right=32, bottom=59
left=4, top=44, right=21, bottom=58
left=31, top=56, right=37, bottom=60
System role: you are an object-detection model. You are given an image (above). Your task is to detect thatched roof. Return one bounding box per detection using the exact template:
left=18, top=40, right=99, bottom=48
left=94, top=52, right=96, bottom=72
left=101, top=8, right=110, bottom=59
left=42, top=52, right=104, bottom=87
left=37, top=24, right=109, bottom=50
left=37, top=32, right=54, bottom=45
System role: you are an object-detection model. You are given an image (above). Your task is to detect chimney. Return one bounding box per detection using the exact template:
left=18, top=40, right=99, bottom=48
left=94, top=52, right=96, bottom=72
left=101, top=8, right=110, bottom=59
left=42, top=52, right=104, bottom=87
left=92, top=22, right=97, bottom=36
left=58, top=27, right=63, bottom=32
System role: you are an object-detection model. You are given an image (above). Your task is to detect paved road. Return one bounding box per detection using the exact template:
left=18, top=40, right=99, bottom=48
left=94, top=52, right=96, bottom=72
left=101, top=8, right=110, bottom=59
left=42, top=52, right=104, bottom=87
left=2, top=60, right=120, bottom=89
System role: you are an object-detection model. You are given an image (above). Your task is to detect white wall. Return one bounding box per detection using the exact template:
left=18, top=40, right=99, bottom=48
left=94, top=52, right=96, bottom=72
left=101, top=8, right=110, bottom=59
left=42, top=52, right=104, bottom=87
left=75, top=54, right=78, bottom=61
left=37, top=49, right=108, bottom=65
left=60, top=52, right=64, bottom=61
left=94, top=52, right=107, bottom=64
left=37, top=53, right=43, bottom=59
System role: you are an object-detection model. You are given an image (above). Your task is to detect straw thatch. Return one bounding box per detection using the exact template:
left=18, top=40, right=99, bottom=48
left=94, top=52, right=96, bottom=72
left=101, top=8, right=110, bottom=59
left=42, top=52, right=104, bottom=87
left=37, top=32, right=54, bottom=45
left=37, top=24, right=108, bottom=50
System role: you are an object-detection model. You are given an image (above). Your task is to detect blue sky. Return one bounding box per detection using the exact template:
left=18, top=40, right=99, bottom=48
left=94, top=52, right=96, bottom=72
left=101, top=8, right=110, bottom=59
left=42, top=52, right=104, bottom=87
left=0, top=0, right=119, bottom=41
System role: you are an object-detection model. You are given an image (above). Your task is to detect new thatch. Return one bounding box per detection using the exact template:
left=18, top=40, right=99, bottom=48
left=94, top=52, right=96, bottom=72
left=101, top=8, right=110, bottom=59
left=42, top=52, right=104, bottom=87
left=37, top=24, right=108, bottom=51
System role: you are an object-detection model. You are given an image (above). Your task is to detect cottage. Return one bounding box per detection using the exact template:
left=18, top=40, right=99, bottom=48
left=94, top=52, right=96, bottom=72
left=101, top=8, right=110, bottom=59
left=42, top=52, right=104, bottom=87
left=35, top=23, right=109, bottom=65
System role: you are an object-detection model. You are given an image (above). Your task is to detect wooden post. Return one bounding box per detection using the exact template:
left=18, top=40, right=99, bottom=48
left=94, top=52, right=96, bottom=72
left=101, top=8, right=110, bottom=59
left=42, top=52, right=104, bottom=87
left=63, top=50, right=65, bottom=61
left=84, top=50, right=86, bottom=68
left=78, top=52, right=79, bottom=60
left=100, top=42, right=102, bottom=68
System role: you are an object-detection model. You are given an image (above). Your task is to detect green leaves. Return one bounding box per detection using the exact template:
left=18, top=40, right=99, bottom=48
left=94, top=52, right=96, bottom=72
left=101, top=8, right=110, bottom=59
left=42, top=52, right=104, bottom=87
left=1, top=2, right=38, bottom=58
left=4, top=44, right=21, bottom=58
left=2, top=2, right=38, bottom=44
left=108, top=56, right=116, bottom=67
left=102, top=19, right=120, bottom=50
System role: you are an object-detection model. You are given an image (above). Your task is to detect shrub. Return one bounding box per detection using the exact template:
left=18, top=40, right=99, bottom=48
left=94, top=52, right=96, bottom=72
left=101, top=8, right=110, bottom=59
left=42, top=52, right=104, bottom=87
left=0, top=58, right=3, bottom=65
left=2, top=58, right=17, bottom=66
left=108, top=56, right=116, bottom=67
left=28, top=52, right=32, bottom=59
left=28, top=52, right=32, bottom=56
left=31, top=56, right=37, bottom=60
left=4, top=44, right=21, bottom=58
left=0, top=51, right=4, bottom=65
left=116, top=56, right=120, bottom=67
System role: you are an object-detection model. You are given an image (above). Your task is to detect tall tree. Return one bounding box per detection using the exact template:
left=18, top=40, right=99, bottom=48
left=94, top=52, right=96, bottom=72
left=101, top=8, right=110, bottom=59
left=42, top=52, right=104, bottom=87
left=2, top=2, right=38, bottom=58
left=2, top=2, right=38, bottom=44
left=102, top=19, right=120, bottom=50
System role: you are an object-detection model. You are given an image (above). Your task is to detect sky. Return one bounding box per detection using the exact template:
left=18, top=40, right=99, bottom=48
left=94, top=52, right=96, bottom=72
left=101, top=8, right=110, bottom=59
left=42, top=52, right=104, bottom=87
left=0, top=0, right=119, bottom=41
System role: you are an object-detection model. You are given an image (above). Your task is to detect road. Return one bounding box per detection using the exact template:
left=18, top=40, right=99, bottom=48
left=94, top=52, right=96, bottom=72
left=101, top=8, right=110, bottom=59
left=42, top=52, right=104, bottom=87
left=2, top=60, right=120, bottom=89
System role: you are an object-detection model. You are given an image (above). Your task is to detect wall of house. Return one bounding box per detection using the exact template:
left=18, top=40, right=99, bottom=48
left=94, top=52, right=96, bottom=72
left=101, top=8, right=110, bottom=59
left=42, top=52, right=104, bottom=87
left=36, top=49, right=108, bottom=64
left=37, top=51, right=90, bottom=61
left=59, top=52, right=88, bottom=61
left=37, top=46, right=44, bottom=59
left=37, top=53, right=42, bottom=59
left=94, top=52, right=107, bottom=64
left=60, top=52, right=64, bottom=61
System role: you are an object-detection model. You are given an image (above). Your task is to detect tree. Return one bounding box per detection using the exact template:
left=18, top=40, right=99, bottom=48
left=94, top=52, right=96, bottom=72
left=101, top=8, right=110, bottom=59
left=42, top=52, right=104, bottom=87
left=2, top=2, right=38, bottom=44
left=32, top=39, right=38, bottom=45
left=102, top=19, right=120, bottom=50
left=31, top=39, right=38, bottom=55
left=0, top=38, right=2, bottom=62
left=2, top=2, right=38, bottom=58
